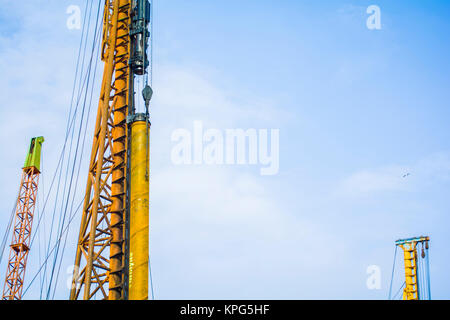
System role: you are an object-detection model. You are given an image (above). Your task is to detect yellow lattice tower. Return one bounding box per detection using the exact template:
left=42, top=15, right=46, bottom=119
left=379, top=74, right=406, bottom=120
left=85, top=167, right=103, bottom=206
left=396, top=236, right=430, bottom=300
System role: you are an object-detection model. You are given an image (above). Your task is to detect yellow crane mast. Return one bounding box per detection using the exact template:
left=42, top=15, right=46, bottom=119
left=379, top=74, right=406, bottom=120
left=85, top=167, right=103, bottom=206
left=69, top=0, right=152, bottom=300
left=395, top=236, right=431, bottom=300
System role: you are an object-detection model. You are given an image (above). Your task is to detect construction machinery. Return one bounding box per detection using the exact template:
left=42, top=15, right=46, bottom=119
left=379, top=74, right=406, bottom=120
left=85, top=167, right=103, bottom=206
left=394, top=236, right=431, bottom=300
left=69, top=0, right=152, bottom=300
left=2, top=137, right=45, bottom=300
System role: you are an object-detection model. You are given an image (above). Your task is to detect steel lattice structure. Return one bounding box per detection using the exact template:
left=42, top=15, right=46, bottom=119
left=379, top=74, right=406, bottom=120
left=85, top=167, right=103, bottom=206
left=396, top=236, right=430, bottom=300
left=69, top=0, right=131, bottom=300
left=70, top=0, right=152, bottom=300
left=2, top=136, right=44, bottom=300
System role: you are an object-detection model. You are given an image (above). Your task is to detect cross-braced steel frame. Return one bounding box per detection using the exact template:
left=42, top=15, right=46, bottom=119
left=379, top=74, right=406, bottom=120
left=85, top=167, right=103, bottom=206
left=2, top=167, right=40, bottom=300
left=69, top=0, right=131, bottom=300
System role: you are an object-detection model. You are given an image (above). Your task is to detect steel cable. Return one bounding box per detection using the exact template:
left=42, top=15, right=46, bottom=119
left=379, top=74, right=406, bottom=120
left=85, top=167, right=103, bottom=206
left=22, top=197, right=85, bottom=297
left=388, top=246, right=397, bottom=300
left=45, top=0, right=102, bottom=299
left=49, top=3, right=103, bottom=299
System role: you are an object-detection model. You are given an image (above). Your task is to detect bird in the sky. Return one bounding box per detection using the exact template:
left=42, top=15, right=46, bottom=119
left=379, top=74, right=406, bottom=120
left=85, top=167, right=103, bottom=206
left=403, top=173, right=411, bottom=178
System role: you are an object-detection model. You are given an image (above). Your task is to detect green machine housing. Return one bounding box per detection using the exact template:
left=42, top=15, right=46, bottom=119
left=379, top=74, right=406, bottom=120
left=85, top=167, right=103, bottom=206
left=23, top=137, right=45, bottom=172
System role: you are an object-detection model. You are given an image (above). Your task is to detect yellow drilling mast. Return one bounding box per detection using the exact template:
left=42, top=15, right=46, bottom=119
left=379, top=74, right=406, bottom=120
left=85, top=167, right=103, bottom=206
left=69, top=0, right=152, bottom=300
left=395, top=236, right=431, bottom=300
left=129, top=113, right=150, bottom=300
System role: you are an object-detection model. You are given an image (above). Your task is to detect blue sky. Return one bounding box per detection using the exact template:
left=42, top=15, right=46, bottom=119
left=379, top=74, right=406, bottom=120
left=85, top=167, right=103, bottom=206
left=0, top=0, right=450, bottom=299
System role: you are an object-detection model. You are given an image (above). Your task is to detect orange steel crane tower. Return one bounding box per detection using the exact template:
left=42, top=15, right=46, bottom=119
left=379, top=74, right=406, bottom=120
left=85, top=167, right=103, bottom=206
left=2, top=137, right=45, bottom=300
left=69, top=0, right=152, bottom=300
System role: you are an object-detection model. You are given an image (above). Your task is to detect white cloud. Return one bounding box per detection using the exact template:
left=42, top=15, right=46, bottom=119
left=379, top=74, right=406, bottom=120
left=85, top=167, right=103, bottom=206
left=149, top=166, right=356, bottom=299
left=334, top=152, right=450, bottom=199
left=152, top=64, right=289, bottom=130
left=336, top=165, right=410, bottom=198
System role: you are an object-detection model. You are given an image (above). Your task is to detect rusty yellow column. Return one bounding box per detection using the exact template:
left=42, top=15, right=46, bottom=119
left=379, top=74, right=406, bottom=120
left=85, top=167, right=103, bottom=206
left=129, top=113, right=150, bottom=300
left=109, top=0, right=131, bottom=300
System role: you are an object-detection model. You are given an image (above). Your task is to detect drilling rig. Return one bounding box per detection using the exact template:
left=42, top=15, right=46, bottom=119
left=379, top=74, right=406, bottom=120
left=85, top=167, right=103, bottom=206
left=395, top=236, right=431, bottom=300
left=69, top=0, right=152, bottom=300
left=2, top=137, right=45, bottom=300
